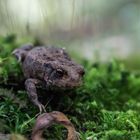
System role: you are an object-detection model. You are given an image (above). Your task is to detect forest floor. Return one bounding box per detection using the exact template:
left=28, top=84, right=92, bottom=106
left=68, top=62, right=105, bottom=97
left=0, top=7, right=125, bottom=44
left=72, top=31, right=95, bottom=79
left=0, top=35, right=140, bottom=140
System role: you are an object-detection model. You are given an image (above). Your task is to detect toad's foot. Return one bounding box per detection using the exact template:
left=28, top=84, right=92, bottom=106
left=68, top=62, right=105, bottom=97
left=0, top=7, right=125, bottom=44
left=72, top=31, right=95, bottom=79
left=39, top=104, right=46, bottom=113
left=35, top=104, right=46, bottom=116
left=32, top=111, right=79, bottom=140
left=25, top=78, right=46, bottom=113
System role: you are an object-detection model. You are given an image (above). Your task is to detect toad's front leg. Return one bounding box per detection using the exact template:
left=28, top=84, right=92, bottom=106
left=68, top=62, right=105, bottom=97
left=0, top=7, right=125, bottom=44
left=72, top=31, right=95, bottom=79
left=25, top=78, right=46, bottom=113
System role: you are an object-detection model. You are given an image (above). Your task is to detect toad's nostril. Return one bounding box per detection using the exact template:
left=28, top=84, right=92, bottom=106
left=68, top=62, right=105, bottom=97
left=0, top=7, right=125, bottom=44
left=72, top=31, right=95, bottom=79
left=79, top=70, right=85, bottom=76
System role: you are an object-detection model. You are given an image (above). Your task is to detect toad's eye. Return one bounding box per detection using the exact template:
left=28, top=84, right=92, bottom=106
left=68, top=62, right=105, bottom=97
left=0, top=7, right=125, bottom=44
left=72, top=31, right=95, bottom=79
left=56, top=69, right=64, bottom=78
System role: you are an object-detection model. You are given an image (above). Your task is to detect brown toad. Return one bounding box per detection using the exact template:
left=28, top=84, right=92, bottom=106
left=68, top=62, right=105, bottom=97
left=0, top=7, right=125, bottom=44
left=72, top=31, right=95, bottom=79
left=12, top=44, right=85, bottom=113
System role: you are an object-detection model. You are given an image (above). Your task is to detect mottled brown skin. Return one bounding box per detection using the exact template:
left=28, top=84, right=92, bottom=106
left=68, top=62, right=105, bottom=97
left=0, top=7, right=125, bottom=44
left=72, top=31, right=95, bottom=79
left=12, top=44, right=83, bottom=140
left=12, top=44, right=85, bottom=113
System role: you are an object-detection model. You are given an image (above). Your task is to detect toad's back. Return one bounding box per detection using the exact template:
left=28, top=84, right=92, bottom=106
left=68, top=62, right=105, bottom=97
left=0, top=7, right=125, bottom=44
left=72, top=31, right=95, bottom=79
left=26, top=47, right=71, bottom=61
left=22, top=47, right=71, bottom=78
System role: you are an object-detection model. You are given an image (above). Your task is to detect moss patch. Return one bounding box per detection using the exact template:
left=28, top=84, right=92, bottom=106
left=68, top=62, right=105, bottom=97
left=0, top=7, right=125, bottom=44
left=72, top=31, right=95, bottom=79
left=0, top=35, right=140, bottom=140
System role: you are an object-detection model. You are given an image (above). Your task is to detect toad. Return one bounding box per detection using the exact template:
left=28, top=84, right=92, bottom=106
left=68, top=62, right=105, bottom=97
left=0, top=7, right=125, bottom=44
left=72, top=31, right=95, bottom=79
left=12, top=44, right=85, bottom=113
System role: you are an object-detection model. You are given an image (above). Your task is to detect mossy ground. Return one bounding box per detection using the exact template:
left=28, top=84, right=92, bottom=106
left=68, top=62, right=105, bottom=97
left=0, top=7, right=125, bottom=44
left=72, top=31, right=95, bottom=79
left=0, top=35, right=140, bottom=140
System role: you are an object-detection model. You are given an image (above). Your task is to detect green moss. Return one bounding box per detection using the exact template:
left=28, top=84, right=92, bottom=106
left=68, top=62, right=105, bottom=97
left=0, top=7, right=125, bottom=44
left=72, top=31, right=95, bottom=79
left=0, top=35, right=140, bottom=139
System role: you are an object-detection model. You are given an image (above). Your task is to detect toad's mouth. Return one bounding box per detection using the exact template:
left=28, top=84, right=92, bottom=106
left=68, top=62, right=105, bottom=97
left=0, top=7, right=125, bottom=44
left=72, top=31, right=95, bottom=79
left=65, top=81, right=82, bottom=88
left=49, top=79, right=83, bottom=89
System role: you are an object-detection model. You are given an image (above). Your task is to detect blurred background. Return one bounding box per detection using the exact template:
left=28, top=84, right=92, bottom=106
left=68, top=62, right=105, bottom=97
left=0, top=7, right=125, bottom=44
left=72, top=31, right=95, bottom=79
left=0, top=0, right=140, bottom=69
